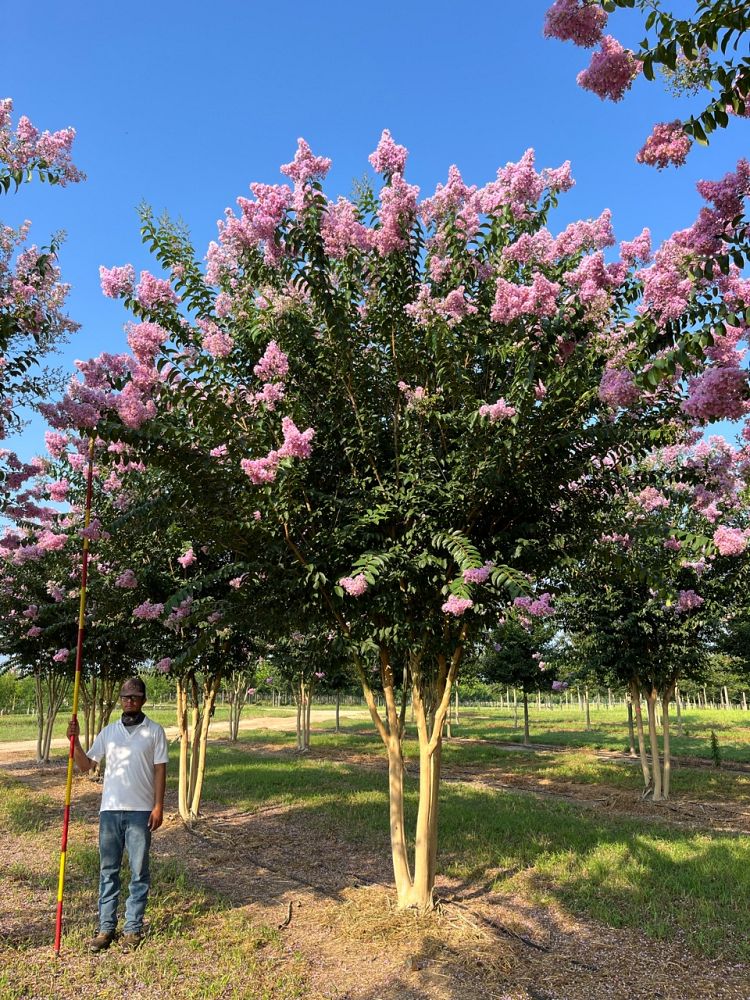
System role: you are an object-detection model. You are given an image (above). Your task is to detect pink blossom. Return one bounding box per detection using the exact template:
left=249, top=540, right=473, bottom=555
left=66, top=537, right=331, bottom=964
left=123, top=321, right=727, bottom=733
left=99, top=264, right=135, bottom=298
left=321, top=198, right=370, bottom=258
left=280, top=138, right=332, bottom=185
left=636, top=122, right=692, bottom=169
left=340, top=574, right=368, bottom=596
left=442, top=594, right=474, bottom=616
left=53, top=648, right=69, bottom=662
left=491, top=274, right=560, bottom=324
left=241, top=454, right=280, bottom=484
left=44, top=431, right=69, bottom=459
left=22, top=605, right=38, bottom=619
left=713, top=525, right=750, bottom=556
left=36, top=529, right=66, bottom=551
left=229, top=576, right=245, bottom=589
left=115, top=569, right=138, bottom=588
left=638, top=238, right=693, bottom=322
left=682, top=368, right=748, bottom=422
left=637, top=487, right=670, bottom=513
left=132, top=600, right=164, bottom=620
left=463, top=562, right=494, bottom=585
left=664, top=537, right=682, bottom=551
left=155, top=657, right=171, bottom=674
left=126, top=321, right=168, bottom=365
left=577, top=36, right=641, bottom=102
left=178, top=547, right=196, bottom=568
left=437, top=286, right=478, bottom=325
left=369, top=129, right=408, bottom=176
left=600, top=532, right=632, bottom=548
left=114, top=382, right=157, bottom=430
left=677, top=589, right=704, bottom=612
left=543, top=0, right=607, bottom=47
left=79, top=518, right=104, bottom=541
left=479, top=398, right=517, bottom=422
left=135, top=271, right=179, bottom=310
left=253, top=510, right=262, bottom=521
left=619, top=229, right=652, bottom=267
left=210, top=444, right=229, bottom=458
left=26, top=626, right=43, bottom=638
left=278, top=417, right=314, bottom=459
left=200, top=321, right=234, bottom=358
left=372, top=174, right=420, bottom=255
left=254, top=341, right=289, bottom=382
left=48, top=479, right=69, bottom=502
left=554, top=209, right=615, bottom=257
left=534, top=380, right=547, bottom=400
left=598, top=367, right=640, bottom=409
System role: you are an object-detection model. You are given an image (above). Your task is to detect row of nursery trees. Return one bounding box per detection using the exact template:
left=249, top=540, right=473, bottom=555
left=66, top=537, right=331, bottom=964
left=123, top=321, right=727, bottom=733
left=4, top=0, right=750, bottom=910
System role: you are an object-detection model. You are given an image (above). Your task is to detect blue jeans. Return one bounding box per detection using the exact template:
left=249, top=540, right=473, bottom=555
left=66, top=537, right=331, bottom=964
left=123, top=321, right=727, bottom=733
left=98, top=810, right=152, bottom=935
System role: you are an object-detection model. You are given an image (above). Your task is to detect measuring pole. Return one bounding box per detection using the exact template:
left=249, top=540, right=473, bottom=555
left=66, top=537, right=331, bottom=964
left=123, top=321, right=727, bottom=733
left=54, top=437, right=95, bottom=956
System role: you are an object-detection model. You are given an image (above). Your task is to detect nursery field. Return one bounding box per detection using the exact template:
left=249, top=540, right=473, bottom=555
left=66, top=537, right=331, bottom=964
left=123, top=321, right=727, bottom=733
left=1, top=705, right=750, bottom=1000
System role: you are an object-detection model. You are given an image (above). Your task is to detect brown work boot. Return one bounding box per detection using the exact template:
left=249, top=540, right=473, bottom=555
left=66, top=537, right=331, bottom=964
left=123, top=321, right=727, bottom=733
left=120, top=932, right=142, bottom=953
left=89, top=931, right=114, bottom=953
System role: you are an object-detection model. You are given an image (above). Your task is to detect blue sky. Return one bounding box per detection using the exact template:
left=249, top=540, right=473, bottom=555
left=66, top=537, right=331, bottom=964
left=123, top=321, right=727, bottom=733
left=4, top=0, right=748, bottom=458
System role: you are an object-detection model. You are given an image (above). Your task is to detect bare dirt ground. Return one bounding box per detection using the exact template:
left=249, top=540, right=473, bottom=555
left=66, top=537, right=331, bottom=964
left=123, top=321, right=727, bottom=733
left=1, top=725, right=749, bottom=1000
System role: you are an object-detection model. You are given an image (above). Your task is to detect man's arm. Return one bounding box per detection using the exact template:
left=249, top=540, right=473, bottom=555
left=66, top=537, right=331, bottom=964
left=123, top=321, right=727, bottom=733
left=148, top=762, right=166, bottom=831
left=66, top=719, right=94, bottom=773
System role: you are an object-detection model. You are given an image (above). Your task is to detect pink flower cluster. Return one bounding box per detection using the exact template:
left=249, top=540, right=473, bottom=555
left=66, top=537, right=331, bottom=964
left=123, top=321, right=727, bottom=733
left=280, top=138, right=332, bottom=185
left=126, top=322, right=169, bottom=365
left=321, top=198, right=370, bottom=258
left=53, top=648, right=69, bottom=662
left=340, top=574, right=368, bottom=596
left=0, top=98, right=84, bottom=184
left=135, top=271, right=179, bottom=310
left=479, top=398, right=517, bottom=422
left=598, top=367, right=640, bottom=409
left=713, top=525, right=749, bottom=556
left=178, top=547, right=196, bottom=568
left=48, top=479, right=69, bottom=502
left=132, top=600, right=164, bottom=620
left=155, top=657, right=171, bottom=674
left=677, top=589, right=704, bottom=612
left=682, top=368, right=748, bottom=422
left=577, top=35, right=641, bottom=102
left=491, top=274, right=560, bottom=324
left=636, top=487, right=670, bottom=512
left=369, top=129, right=408, bottom=176
left=254, top=340, right=289, bottom=381
left=115, top=569, right=138, bottom=588
left=463, top=562, right=494, bottom=585
left=636, top=122, right=692, bottom=170
left=600, top=532, right=631, bottom=548
left=373, top=173, right=420, bottom=255
left=441, top=594, right=473, bottom=616
left=543, top=0, right=607, bottom=47
left=240, top=417, right=314, bottom=485
left=199, top=319, right=233, bottom=358
left=514, top=592, right=554, bottom=617
left=100, top=264, right=135, bottom=299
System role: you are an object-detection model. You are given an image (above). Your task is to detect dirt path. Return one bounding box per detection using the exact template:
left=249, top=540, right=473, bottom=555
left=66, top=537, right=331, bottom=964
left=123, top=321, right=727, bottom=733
left=0, top=708, right=368, bottom=760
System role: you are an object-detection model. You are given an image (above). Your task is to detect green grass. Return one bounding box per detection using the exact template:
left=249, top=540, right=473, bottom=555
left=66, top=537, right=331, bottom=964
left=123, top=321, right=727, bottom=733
left=0, top=772, right=307, bottom=1000
left=190, top=742, right=750, bottom=960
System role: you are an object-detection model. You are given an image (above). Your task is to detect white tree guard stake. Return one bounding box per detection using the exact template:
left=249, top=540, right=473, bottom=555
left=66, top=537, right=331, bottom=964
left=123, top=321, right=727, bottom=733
left=54, top=437, right=94, bottom=955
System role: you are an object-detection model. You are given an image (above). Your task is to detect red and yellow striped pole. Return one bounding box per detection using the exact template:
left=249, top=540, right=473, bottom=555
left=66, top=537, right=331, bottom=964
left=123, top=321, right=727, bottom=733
left=54, top=436, right=95, bottom=956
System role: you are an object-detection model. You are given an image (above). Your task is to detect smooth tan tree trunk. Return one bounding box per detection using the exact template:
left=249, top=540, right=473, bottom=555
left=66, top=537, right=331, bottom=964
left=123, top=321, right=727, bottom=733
left=35, top=671, right=70, bottom=762
left=661, top=690, right=672, bottom=801
left=523, top=692, right=530, bottom=746
left=189, top=674, right=221, bottom=819
left=630, top=680, right=651, bottom=789
left=675, top=686, right=683, bottom=738
left=584, top=687, right=591, bottom=731
left=646, top=689, right=662, bottom=801
left=626, top=698, right=636, bottom=757
left=335, top=690, right=341, bottom=733
left=513, top=688, right=518, bottom=729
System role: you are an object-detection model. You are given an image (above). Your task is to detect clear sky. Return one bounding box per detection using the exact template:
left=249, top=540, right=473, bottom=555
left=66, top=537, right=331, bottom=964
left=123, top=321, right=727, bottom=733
left=4, top=0, right=748, bottom=458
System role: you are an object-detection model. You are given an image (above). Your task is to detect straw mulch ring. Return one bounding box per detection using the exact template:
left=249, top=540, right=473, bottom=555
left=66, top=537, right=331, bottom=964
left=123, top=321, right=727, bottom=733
left=320, top=885, right=515, bottom=996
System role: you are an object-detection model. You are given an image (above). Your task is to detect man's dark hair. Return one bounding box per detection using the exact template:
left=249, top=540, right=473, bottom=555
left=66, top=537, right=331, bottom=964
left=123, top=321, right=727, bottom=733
left=121, top=676, right=147, bottom=697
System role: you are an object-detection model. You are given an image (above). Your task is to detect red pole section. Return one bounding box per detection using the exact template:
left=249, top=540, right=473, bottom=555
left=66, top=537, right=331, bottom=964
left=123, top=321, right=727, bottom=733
left=54, top=436, right=95, bottom=956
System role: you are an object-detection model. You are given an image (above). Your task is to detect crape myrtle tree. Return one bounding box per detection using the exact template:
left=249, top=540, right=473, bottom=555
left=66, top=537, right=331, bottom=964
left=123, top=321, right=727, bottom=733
left=559, top=435, right=750, bottom=799
left=480, top=601, right=559, bottom=745
left=265, top=627, right=341, bottom=751
left=544, top=1, right=750, bottom=167
left=0, top=98, right=82, bottom=497
left=45, top=132, right=750, bottom=908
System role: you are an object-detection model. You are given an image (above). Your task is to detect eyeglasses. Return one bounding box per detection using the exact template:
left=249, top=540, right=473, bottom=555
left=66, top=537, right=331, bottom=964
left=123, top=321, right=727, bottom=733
left=120, top=694, right=145, bottom=702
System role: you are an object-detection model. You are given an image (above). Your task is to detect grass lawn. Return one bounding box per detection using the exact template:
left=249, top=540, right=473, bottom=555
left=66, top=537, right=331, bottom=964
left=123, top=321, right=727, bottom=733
left=190, top=741, right=750, bottom=960
left=0, top=772, right=307, bottom=1000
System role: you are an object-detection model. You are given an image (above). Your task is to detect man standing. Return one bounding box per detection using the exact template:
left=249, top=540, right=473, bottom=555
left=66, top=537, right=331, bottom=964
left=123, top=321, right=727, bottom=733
left=67, top=676, right=168, bottom=954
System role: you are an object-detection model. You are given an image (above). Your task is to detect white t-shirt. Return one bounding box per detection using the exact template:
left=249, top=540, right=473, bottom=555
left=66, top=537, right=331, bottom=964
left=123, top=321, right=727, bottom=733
left=87, top=716, right=169, bottom=812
